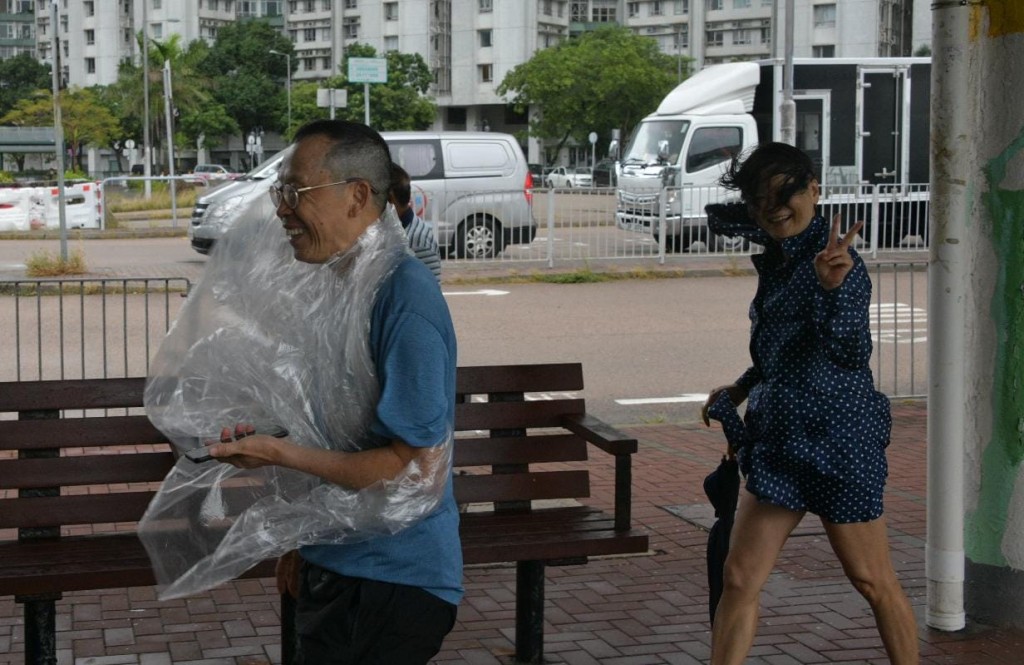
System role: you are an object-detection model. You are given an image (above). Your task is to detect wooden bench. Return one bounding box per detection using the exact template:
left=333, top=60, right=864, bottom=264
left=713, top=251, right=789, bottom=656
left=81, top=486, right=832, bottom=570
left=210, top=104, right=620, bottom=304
left=0, top=362, right=648, bottom=664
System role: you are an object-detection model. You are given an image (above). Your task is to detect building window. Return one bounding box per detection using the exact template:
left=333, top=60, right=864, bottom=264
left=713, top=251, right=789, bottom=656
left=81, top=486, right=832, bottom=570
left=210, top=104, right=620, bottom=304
left=627, top=2, right=639, bottom=18
left=651, top=1, right=663, bottom=16
left=209, top=0, right=219, bottom=8
left=674, top=0, right=688, bottom=14
left=344, top=0, right=356, bottom=8
left=734, top=0, right=750, bottom=8
left=86, top=57, right=95, bottom=73
left=152, top=23, right=163, bottom=38
left=591, top=0, right=616, bottom=21
left=322, top=56, right=331, bottom=69
left=320, top=27, right=330, bottom=40
left=813, top=44, right=835, bottom=57
left=85, top=29, right=94, bottom=45
left=479, top=29, right=492, bottom=47
left=322, top=0, right=330, bottom=9
left=706, top=29, right=723, bottom=46
left=706, top=0, right=722, bottom=10
left=84, top=0, right=93, bottom=15
left=343, top=17, right=359, bottom=38
left=479, top=0, right=492, bottom=12
left=384, top=35, right=398, bottom=51
left=674, top=26, right=689, bottom=48
left=479, top=64, right=492, bottom=82
left=733, top=29, right=752, bottom=45
left=304, top=27, right=316, bottom=41
left=123, top=28, right=131, bottom=44
left=384, top=2, right=398, bottom=20
left=760, top=27, right=770, bottom=44
left=570, top=1, right=586, bottom=21
left=813, top=3, right=836, bottom=28
left=542, top=0, right=553, bottom=16
left=304, top=0, right=314, bottom=10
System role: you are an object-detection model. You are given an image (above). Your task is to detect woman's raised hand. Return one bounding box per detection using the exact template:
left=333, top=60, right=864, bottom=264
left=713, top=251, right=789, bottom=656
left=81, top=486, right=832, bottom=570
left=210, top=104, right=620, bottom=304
left=814, top=214, right=864, bottom=291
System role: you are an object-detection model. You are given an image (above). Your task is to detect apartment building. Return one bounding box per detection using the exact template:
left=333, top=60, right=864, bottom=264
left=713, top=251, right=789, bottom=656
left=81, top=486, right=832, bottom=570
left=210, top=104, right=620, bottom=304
left=16, top=0, right=927, bottom=164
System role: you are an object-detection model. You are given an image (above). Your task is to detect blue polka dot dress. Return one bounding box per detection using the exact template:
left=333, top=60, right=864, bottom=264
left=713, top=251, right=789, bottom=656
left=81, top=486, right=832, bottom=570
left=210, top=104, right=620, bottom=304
left=707, top=205, right=891, bottom=524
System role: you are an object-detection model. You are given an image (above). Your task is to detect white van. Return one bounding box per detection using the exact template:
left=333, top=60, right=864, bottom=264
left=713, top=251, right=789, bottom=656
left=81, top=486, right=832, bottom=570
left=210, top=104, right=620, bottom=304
left=188, top=131, right=535, bottom=260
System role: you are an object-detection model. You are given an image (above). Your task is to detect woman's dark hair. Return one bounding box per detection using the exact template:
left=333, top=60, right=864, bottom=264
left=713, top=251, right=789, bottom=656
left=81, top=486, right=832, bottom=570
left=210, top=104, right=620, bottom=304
left=719, top=142, right=816, bottom=213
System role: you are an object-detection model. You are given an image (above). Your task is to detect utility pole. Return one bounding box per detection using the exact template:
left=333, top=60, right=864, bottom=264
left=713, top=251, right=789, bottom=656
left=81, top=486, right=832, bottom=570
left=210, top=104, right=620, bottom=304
left=142, top=0, right=151, bottom=198
left=779, top=0, right=796, bottom=146
left=50, top=0, right=67, bottom=261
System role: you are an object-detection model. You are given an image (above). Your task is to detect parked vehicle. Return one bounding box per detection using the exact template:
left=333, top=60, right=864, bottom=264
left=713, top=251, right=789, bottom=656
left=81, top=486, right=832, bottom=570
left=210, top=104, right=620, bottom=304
left=614, top=57, right=931, bottom=251
left=188, top=150, right=286, bottom=254
left=545, top=166, right=593, bottom=189
left=184, top=164, right=241, bottom=186
left=189, top=131, right=536, bottom=260
left=385, top=131, right=535, bottom=259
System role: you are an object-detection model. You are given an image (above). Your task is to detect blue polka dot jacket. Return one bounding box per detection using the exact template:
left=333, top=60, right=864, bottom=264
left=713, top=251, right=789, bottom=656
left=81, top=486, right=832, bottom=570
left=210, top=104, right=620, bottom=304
left=706, top=204, right=891, bottom=504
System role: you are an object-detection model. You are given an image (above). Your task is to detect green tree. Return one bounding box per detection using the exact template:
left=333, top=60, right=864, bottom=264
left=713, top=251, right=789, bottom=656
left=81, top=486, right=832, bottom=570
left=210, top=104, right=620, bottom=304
left=200, top=20, right=294, bottom=137
left=498, top=26, right=682, bottom=157
left=0, top=53, right=51, bottom=118
left=0, top=88, right=120, bottom=169
left=300, top=43, right=435, bottom=131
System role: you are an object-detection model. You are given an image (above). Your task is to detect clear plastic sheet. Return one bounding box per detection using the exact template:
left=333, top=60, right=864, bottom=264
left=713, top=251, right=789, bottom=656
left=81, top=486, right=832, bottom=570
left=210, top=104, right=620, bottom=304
left=139, top=197, right=452, bottom=600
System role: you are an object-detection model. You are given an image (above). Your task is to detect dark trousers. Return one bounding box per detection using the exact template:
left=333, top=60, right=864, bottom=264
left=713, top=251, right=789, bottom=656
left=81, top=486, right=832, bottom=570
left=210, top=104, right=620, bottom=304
left=294, top=562, right=457, bottom=665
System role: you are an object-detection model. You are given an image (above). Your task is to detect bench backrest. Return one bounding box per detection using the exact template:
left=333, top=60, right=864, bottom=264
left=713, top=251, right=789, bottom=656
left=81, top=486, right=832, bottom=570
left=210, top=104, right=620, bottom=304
left=0, top=363, right=589, bottom=536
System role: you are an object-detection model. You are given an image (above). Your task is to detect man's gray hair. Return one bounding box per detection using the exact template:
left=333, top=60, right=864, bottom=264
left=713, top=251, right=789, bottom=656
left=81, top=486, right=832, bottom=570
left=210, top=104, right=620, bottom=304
left=292, top=120, right=392, bottom=211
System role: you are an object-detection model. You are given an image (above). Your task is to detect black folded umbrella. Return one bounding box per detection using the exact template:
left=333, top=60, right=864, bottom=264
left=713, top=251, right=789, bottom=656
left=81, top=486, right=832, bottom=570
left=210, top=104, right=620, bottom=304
left=703, top=393, right=746, bottom=625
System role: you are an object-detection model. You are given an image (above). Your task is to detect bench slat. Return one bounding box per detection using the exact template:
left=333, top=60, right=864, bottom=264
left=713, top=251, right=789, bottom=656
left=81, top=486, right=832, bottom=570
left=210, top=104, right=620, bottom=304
left=455, top=399, right=584, bottom=432
left=453, top=470, right=589, bottom=505
left=0, top=377, right=147, bottom=412
left=457, top=363, right=583, bottom=395
left=0, top=415, right=168, bottom=451
left=0, top=453, right=174, bottom=490
left=454, top=434, right=586, bottom=467
left=0, top=491, right=157, bottom=529
left=0, top=534, right=276, bottom=596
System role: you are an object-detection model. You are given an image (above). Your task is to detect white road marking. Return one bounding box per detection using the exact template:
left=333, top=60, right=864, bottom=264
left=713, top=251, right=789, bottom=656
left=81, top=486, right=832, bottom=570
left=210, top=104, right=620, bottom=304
left=442, top=289, right=509, bottom=297
left=870, top=302, right=927, bottom=344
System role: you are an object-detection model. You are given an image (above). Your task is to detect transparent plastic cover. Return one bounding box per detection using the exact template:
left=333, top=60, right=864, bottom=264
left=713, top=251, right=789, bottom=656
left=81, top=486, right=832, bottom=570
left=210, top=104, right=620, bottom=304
left=139, top=199, right=451, bottom=600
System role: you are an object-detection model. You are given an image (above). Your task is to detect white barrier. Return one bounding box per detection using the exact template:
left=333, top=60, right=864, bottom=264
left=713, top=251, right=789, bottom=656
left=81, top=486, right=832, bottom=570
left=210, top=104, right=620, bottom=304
left=0, top=182, right=102, bottom=232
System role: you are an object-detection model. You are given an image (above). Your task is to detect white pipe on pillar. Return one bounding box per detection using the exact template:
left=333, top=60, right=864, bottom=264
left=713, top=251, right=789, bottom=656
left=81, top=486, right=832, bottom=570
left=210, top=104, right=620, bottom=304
left=926, top=0, right=968, bottom=632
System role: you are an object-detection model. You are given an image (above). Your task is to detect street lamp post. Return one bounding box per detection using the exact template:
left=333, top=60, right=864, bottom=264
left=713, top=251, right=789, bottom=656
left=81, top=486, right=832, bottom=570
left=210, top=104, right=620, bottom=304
left=269, top=49, right=292, bottom=134
left=141, top=0, right=151, bottom=198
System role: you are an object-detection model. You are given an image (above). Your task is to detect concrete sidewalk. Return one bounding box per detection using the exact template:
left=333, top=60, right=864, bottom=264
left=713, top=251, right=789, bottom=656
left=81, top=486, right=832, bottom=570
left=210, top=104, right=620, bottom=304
left=2, top=401, right=1021, bottom=664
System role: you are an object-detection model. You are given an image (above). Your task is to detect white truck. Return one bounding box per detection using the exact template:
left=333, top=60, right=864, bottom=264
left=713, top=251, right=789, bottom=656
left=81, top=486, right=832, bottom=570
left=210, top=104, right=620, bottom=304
left=614, top=57, right=931, bottom=251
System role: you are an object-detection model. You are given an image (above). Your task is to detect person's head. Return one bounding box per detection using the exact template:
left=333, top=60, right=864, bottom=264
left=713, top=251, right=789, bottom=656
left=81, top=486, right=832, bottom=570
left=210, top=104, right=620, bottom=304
left=271, top=119, right=393, bottom=263
left=720, top=142, right=819, bottom=240
left=388, top=163, right=412, bottom=216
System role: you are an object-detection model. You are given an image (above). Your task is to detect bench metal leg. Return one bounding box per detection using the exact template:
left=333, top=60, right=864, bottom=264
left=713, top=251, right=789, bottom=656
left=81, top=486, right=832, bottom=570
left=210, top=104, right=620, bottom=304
left=281, top=593, right=296, bottom=665
left=515, top=560, right=545, bottom=664
left=19, top=596, right=58, bottom=665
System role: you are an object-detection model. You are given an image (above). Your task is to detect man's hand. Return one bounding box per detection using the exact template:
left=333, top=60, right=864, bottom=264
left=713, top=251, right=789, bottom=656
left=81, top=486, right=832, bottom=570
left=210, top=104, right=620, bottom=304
left=701, top=384, right=749, bottom=426
left=208, top=423, right=285, bottom=469
left=814, top=215, right=864, bottom=291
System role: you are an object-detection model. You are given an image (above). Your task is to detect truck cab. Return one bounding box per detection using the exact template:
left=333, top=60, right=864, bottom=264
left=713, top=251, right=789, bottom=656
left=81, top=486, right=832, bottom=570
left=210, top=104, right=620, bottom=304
left=615, top=62, right=759, bottom=251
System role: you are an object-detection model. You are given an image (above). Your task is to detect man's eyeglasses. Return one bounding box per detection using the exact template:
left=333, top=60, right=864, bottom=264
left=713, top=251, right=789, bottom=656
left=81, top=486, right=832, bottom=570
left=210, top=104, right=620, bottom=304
left=269, top=178, right=377, bottom=209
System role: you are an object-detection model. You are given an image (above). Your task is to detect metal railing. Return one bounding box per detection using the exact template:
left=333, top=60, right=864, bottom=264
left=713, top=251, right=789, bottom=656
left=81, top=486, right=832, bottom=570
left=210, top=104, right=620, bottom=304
left=869, top=260, right=928, bottom=397
left=438, top=182, right=930, bottom=264
left=0, top=277, right=190, bottom=382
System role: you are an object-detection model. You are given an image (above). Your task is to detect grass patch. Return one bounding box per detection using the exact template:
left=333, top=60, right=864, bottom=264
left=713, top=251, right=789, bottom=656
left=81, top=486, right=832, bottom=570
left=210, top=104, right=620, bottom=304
left=24, top=248, right=88, bottom=277
left=444, top=266, right=687, bottom=286
left=106, top=187, right=199, bottom=213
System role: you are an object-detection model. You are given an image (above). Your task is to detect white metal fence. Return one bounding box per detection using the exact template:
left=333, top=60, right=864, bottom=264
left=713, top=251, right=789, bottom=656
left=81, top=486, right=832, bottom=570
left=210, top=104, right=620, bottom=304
left=439, top=183, right=930, bottom=265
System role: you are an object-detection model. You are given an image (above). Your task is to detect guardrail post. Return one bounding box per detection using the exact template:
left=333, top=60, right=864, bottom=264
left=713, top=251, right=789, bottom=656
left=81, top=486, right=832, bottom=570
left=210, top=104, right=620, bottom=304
left=546, top=188, right=555, bottom=268
left=657, top=187, right=667, bottom=265
left=870, top=184, right=881, bottom=259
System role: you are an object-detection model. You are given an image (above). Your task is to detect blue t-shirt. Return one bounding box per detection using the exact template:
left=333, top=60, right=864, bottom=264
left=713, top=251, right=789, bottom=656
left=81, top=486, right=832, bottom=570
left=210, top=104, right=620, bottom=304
left=300, top=255, right=463, bottom=605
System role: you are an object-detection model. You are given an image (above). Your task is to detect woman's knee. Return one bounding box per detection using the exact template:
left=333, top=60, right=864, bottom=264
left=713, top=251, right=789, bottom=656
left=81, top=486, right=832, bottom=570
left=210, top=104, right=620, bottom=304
left=846, top=568, right=901, bottom=605
left=721, top=557, right=771, bottom=599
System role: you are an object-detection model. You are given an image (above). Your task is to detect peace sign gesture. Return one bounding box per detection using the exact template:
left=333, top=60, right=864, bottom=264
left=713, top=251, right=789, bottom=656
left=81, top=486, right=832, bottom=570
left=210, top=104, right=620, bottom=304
left=814, top=214, right=864, bottom=291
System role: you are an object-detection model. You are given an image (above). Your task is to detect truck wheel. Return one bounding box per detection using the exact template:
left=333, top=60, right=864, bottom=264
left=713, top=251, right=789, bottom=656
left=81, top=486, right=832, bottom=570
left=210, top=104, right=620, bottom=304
left=652, top=229, right=682, bottom=253
left=457, top=215, right=503, bottom=259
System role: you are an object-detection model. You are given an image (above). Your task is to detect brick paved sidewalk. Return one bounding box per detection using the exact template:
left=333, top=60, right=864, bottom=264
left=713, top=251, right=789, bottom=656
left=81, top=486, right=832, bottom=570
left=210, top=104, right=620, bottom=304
left=2, top=401, right=1022, bottom=664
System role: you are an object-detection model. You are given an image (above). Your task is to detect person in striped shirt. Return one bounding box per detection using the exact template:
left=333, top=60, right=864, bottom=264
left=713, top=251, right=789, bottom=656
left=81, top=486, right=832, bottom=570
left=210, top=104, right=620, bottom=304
left=389, top=164, right=442, bottom=281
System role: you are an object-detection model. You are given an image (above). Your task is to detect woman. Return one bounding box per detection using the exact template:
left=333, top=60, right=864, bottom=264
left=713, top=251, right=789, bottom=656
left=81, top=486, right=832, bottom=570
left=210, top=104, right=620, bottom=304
left=701, top=142, right=918, bottom=664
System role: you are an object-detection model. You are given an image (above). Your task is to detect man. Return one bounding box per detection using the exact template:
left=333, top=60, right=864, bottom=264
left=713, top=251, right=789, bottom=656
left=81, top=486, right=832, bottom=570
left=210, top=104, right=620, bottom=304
left=207, top=120, right=461, bottom=664
left=389, top=162, right=442, bottom=280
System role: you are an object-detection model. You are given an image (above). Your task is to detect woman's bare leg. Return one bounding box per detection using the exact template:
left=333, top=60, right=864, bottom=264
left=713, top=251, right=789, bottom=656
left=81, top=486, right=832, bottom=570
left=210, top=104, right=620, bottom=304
left=823, top=516, right=919, bottom=664
left=710, top=492, right=805, bottom=665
